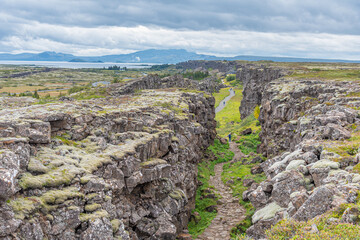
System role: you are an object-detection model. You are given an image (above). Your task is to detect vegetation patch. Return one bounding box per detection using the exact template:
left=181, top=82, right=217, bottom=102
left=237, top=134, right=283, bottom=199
left=213, top=87, right=231, bottom=108
left=183, top=71, right=209, bottom=80
left=215, top=86, right=244, bottom=137
left=188, top=139, right=234, bottom=238
left=237, top=133, right=261, bottom=155
left=7, top=187, right=83, bottom=219
left=222, top=156, right=266, bottom=238
left=289, top=69, right=360, bottom=81
left=265, top=208, right=360, bottom=240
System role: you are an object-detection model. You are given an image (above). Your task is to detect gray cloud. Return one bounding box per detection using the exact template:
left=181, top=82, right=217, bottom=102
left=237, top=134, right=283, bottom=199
left=1, top=0, right=360, bottom=33
left=0, top=0, right=360, bottom=59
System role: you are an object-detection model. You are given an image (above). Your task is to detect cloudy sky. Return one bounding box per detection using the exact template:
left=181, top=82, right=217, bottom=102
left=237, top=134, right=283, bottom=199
left=1, top=0, right=360, bottom=59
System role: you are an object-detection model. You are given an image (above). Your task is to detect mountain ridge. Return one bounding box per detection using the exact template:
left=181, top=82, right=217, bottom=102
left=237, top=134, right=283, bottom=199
left=0, top=49, right=359, bottom=64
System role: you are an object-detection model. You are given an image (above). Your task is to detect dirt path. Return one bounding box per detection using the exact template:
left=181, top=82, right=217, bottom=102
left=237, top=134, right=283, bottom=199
left=215, top=88, right=235, bottom=113
left=196, top=142, right=245, bottom=240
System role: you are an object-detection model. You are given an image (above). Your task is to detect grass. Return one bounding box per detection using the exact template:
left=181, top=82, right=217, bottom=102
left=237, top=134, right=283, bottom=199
left=188, top=139, right=234, bottom=238
left=222, top=129, right=266, bottom=238
left=215, top=86, right=244, bottom=137
left=211, top=83, right=266, bottom=237
left=213, top=87, right=231, bottom=108
left=237, top=133, right=261, bottom=155
left=289, top=69, right=360, bottom=82
left=264, top=199, right=360, bottom=240
left=182, top=71, right=209, bottom=80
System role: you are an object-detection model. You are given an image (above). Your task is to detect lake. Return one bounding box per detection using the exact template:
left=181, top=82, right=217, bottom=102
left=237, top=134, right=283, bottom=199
left=0, top=61, right=154, bottom=69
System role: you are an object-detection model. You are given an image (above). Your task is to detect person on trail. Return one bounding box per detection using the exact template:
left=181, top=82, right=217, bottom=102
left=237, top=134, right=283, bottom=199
left=224, top=101, right=225, bottom=105
left=228, top=132, right=232, bottom=142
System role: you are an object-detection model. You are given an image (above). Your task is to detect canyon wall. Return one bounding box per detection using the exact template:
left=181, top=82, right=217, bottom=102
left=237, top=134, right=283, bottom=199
left=237, top=66, right=284, bottom=119
left=110, top=74, right=223, bottom=95
left=176, top=60, right=239, bottom=73
left=0, top=77, right=216, bottom=239
left=243, top=77, right=360, bottom=238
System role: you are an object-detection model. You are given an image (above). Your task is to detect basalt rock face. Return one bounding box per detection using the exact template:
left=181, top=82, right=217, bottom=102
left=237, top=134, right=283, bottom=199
left=110, top=74, right=222, bottom=96
left=0, top=89, right=216, bottom=239
left=238, top=66, right=284, bottom=119
left=176, top=60, right=239, bottom=73
left=245, top=78, right=360, bottom=239
left=258, top=79, right=356, bottom=156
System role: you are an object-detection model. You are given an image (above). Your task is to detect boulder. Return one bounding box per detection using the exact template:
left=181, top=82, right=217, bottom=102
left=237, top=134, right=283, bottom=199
left=322, top=123, right=351, bottom=140
left=243, top=178, right=255, bottom=187
left=271, top=170, right=306, bottom=207
left=292, top=186, right=334, bottom=221
left=251, top=165, right=263, bottom=174
left=248, top=186, right=269, bottom=208
left=290, top=191, right=309, bottom=209
left=80, top=217, right=113, bottom=240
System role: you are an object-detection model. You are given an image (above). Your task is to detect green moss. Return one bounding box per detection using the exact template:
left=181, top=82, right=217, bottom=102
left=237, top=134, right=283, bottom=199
left=19, top=165, right=83, bottom=189
left=85, top=193, right=99, bottom=201
left=41, top=187, right=84, bottom=205
left=79, top=155, right=112, bottom=173
left=171, top=136, right=179, bottom=142
left=252, top=202, right=284, bottom=223
left=80, top=174, right=94, bottom=184
left=140, top=158, right=168, bottom=168
left=111, top=219, right=121, bottom=233
left=8, top=187, right=83, bottom=219
left=46, top=214, right=54, bottom=221
left=85, top=203, right=101, bottom=212
left=7, top=197, right=42, bottom=220
left=169, top=189, right=186, bottom=200
left=54, top=136, right=79, bottom=147
left=27, top=158, right=49, bottom=174
left=18, top=144, right=114, bottom=190
left=154, top=101, right=183, bottom=114
left=311, top=160, right=340, bottom=169
left=80, top=209, right=109, bottom=222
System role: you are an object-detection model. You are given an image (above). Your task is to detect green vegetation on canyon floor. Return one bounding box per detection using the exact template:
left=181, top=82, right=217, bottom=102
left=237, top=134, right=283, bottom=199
left=188, top=139, right=234, bottom=238
left=188, top=77, right=266, bottom=238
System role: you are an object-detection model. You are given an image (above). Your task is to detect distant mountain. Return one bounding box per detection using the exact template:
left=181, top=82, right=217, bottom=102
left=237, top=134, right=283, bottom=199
left=0, top=49, right=359, bottom=64
left=0, top=51, right=75, bottom=61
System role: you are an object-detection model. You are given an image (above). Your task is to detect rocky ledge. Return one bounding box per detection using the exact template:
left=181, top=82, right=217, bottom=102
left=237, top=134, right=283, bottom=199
left=0, top=87, right=216, bottom=239
left=244, top=77, right=360, bottom=238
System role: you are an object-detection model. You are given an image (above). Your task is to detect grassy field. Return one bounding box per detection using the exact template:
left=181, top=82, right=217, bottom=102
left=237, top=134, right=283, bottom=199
left=0, top=66, right=147, bottom=97
left=213, top=87, right=231, bottom=108
left=288, top=69, right=360, bottom=81
left=215, top=86, right=243, bottom=137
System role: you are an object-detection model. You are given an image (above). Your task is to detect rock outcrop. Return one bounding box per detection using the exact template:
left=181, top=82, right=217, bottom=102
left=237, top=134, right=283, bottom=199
left=238, top=66, right=284, bottom=119
left=0, top=85, right=216, bottom=239
left=109, top=74, right=223, bottom=96
left=244, top=77, right=360, bottom=239
left=176, top=60, right=239, bottom=73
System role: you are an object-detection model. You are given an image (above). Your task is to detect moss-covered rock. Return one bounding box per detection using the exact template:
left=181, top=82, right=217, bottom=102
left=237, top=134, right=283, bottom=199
left=252, top=202, right=284, bottom=224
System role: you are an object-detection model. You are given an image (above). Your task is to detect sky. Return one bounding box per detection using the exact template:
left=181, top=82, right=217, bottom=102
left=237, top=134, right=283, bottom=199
left=1, top=0, right=360, bottom=59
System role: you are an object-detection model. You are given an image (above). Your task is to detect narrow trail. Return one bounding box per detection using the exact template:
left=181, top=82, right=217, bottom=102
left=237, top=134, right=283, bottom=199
left=197, top=142, right=245, bottom=240
left=215, top=88, right=235, bottom=113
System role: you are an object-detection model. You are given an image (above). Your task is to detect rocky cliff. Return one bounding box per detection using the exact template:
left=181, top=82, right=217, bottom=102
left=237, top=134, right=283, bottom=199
left=176, top=60, right=239, bottom=73
left=109, top=74, right=223, bottom=96
left=237, top=66, right=284, bottom=119
left=0, top=83, right=216, bottom=239
left=243, top=76, right=360, bottom=238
